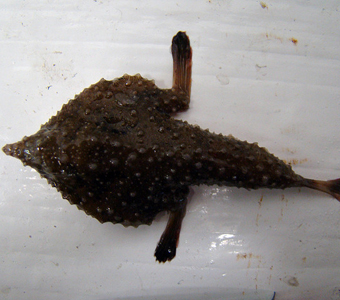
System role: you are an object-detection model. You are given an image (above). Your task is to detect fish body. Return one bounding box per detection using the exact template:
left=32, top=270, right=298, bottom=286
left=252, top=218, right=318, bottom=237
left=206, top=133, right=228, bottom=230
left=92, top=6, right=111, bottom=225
left=3, top=32, right=340, bottom=262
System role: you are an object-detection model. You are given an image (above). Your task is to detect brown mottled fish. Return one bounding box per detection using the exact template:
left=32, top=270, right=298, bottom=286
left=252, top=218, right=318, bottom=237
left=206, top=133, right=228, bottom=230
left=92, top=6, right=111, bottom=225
left=3, top=32, right=340, bottom=263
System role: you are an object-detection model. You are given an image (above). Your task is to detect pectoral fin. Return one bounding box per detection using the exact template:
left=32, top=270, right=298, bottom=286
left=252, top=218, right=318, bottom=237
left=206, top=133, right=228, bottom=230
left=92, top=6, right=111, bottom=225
left=154, top=188, right=189, bottom=263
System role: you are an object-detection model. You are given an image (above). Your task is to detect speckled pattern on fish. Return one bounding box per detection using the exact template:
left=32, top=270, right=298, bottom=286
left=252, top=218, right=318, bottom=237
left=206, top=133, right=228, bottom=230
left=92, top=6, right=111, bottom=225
left=3, top=32, right=340, bottom=263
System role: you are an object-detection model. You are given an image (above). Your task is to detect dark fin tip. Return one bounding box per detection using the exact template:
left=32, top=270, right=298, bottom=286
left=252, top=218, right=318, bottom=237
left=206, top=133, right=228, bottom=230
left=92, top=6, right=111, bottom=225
left=154, top=206, right=187, bottom=263
left=172, top=31, right=191, bottom=61
left=154, top=238, right=177, bottom=263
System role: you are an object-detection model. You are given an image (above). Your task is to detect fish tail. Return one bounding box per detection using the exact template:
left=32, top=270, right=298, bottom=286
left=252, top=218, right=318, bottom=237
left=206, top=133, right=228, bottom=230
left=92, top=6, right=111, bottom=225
left=303, top=178, right=340, bottom=201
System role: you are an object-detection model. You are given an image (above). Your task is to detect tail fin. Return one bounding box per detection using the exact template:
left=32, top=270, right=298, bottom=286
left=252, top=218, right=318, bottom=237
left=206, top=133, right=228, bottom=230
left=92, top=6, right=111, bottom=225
left=303, top=178, right=340, bottom=202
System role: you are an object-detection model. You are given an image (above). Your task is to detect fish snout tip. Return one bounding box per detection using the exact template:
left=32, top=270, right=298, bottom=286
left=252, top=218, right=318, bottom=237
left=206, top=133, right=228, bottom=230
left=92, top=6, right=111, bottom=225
left=2, top=143, right=13, bottom=156
left=2, top=141, right=25, bottom=159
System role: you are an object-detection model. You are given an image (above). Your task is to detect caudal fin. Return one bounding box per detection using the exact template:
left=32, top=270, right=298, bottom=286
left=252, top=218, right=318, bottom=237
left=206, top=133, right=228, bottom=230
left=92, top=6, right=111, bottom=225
left=303, top=178, right=340, bottom=202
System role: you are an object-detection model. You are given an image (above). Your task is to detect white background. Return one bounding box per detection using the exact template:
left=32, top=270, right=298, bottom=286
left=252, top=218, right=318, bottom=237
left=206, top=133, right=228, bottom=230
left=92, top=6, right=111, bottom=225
left=1, top=1, right=340, bottom=299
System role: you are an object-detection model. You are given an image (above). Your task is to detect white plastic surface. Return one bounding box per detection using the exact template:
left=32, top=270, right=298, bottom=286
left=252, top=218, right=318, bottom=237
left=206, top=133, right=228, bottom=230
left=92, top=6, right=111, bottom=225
left=1, top=1, right=340, bottom=300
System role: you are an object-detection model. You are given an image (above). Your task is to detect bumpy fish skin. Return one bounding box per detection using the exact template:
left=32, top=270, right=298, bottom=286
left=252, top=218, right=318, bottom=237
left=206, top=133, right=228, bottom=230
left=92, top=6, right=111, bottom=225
left=3, top=32, right=340, bottom=263
left=2, top=74, right=302, bottom=224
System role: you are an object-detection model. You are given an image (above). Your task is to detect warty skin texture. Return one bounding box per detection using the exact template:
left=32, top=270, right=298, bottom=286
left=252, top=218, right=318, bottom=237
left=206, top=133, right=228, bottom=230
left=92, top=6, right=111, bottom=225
left=3, top=32, right=340, bottom=263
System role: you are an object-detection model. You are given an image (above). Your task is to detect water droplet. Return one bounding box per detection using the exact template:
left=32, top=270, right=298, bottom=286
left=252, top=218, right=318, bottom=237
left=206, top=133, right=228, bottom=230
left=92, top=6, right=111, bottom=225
left=216, top=74, right=230, bottom=85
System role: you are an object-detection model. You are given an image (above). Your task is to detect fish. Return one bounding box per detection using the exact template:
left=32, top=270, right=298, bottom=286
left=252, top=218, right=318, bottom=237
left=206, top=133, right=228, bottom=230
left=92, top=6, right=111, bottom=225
left=3, top=31, right=340, bottom=263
